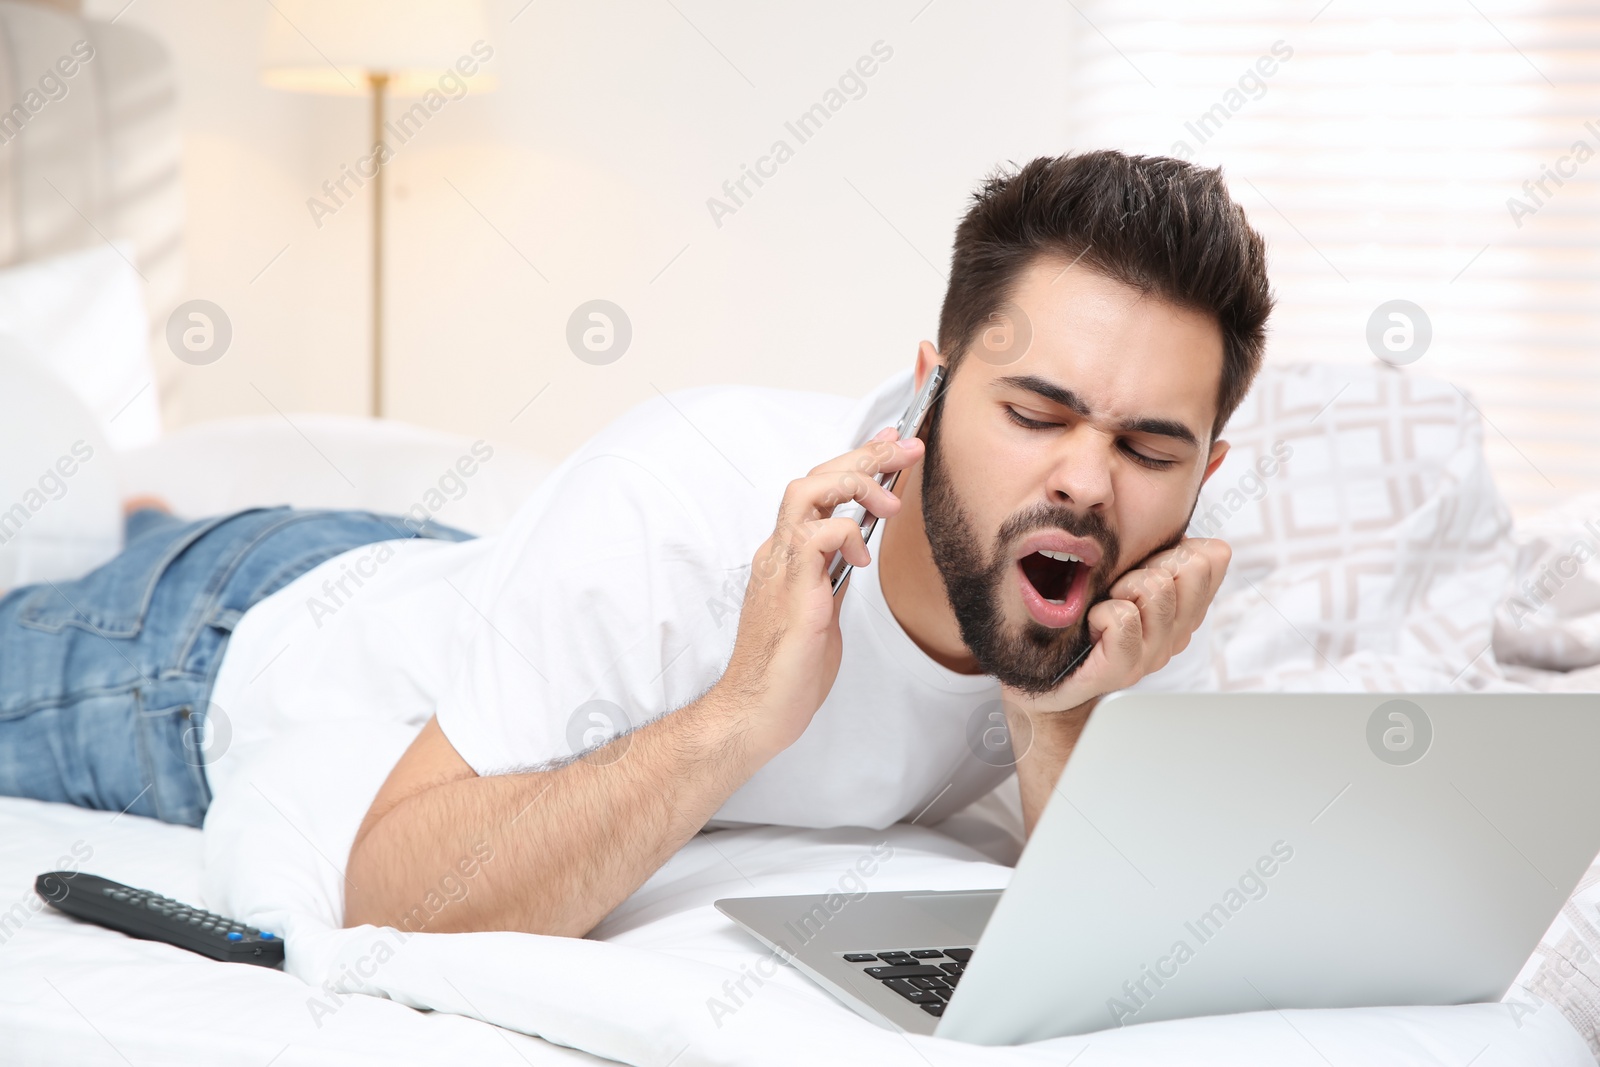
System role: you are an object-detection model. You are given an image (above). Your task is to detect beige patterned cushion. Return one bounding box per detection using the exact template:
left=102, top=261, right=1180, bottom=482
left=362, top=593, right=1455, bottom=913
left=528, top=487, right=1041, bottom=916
left=1192, top=362, right=1516, bottom=692
left=1510, top=857, right=1600, bottom=1057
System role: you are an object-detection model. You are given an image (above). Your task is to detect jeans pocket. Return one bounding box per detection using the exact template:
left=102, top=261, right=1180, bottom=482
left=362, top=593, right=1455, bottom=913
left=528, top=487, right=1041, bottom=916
left=0, top=686, right=209, bottom=826
left=138, top=695, right=212, bottom=826
left=16, top=512, right=249, bottom=638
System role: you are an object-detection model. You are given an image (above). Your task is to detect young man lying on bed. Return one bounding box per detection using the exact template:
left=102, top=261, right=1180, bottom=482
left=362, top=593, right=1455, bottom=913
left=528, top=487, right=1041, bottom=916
left=0, top=150, right=1271, bottom=938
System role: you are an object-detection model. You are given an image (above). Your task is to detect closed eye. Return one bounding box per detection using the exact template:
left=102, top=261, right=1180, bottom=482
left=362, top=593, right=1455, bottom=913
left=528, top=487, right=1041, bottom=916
left=1003, top=405, right=1059, bottom=431
left=1003, top=405, right=1178, bottom=470
left=1119, top=442, right=1178, bottom=470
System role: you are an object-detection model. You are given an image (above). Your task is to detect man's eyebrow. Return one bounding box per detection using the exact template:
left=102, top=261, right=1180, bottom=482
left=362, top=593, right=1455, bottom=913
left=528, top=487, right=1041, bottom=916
left=994, top=374, right=1201, bottom=449
left=1116, top=416, right=1200, bottom=449
left=994, top=375, right=1091, bottom=417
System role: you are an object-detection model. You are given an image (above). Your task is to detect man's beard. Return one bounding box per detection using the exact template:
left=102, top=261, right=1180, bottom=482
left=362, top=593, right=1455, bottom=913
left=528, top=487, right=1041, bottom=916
left=919, top=402, right=1161, bottom=696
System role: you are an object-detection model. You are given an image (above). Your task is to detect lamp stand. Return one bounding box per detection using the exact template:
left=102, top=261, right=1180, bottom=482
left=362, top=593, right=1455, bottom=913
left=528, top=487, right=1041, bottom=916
left=369, top=70, right=389, bottom=419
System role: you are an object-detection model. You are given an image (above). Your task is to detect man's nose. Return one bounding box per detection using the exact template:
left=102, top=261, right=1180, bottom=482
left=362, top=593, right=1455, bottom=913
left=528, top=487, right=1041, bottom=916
left=1044, top=426, right=1114, bottom=511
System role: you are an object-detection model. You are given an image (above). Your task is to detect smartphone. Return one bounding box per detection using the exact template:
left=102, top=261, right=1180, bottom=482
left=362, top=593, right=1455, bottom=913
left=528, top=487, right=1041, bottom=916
left=828, top=364, right=947, bottom=595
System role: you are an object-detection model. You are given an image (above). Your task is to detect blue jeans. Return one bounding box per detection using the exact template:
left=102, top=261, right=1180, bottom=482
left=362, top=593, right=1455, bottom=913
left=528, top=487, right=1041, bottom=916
left=0, top=508, right=472, bottom=827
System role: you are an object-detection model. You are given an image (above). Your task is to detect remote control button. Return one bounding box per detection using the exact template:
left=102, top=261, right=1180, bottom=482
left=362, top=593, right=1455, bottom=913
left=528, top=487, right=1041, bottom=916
left=226, top=931, right=243, bottom=941
left=260, top=932, right=276, bottom=940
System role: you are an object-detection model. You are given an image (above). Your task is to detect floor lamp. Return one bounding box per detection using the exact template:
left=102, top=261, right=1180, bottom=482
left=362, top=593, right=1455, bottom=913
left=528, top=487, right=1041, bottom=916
left=262, top=0, right=490, bottom=418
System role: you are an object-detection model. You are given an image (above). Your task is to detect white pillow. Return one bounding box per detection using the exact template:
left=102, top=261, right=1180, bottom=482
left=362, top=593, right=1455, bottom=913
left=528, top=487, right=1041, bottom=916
left=0, top=243, right=159, bottom=450
left=116, top=414, right=555, bottom=536
left=0, top=349, right=122, bottom=590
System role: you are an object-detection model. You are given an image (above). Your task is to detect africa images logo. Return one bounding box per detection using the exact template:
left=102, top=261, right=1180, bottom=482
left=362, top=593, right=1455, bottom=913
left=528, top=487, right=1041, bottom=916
left=1107, top=841, right=1296, bottom=1026
left=1365, top=698, right=1432, bottom=767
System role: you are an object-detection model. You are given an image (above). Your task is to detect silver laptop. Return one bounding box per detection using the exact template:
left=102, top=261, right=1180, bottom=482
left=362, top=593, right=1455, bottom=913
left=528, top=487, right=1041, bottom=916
left=716, top=692, right=1600, bottom=1045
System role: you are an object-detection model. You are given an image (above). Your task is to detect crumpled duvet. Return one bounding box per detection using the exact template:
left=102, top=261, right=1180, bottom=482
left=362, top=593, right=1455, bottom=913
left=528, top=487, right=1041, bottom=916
left=1493, top=492, right=1600, bottom=673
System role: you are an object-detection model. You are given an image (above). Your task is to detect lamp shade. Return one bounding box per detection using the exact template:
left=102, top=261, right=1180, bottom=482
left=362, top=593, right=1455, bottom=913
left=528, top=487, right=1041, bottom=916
left=262, top=0, right=492, bottom=96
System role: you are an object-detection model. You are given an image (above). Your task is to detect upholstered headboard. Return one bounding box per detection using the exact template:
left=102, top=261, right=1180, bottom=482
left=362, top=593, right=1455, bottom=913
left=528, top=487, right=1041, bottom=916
left=0, top=0, right=182, bottom=322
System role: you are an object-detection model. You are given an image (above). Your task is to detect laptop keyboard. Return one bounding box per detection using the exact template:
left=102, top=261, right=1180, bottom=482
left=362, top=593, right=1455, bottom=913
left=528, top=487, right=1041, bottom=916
left=840, top=948, right=973, bottom=1017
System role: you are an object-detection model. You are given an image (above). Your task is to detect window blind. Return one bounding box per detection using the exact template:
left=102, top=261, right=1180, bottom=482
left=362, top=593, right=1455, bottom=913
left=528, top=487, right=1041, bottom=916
left=1061, top=0, right=1599, bottom=518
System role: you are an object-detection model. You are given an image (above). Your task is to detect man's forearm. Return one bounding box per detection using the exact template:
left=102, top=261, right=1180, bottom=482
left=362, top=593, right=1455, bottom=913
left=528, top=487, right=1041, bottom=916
left=1006, top=697, right=1099, bottom=837
left=345, top=689, right=769, bottom=937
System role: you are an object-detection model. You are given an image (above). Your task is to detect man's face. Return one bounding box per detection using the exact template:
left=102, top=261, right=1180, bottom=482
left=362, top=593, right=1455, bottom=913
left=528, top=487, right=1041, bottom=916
left=919, top=257, right=1227, bottom=694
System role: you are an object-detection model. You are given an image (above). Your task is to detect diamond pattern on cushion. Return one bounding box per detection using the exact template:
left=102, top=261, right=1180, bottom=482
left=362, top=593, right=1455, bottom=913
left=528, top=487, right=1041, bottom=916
left=1190, top=363, right=1515, bottom=691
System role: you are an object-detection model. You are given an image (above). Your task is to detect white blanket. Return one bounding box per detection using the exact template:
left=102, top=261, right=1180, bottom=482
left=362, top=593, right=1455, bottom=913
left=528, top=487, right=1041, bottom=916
left=1493, top=492, right=1600, bottom=674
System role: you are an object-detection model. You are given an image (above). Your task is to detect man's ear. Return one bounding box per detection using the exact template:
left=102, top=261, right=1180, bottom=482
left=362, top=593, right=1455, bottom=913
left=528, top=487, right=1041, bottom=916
left=914, top=340, right=944, bottom=394
left=1200, top=439, right=1230, bottom=486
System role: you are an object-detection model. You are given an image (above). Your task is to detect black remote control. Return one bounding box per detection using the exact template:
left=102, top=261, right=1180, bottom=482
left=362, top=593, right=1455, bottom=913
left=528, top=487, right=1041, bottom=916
left=35, top=871, right=284, bottom=968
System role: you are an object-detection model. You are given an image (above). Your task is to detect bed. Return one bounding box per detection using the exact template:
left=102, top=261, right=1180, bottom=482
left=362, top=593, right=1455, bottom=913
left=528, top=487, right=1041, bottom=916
left=2, top=2, right=1599, bottom=1063
left=3, top=782, right=1598, bottom=1067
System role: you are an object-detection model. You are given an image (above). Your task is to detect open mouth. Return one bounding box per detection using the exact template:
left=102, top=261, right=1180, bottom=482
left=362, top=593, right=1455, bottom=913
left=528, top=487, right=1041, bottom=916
left=1015, top=545, right=1096, bottom=629
left=1019, top=550, right=1082, bottom=603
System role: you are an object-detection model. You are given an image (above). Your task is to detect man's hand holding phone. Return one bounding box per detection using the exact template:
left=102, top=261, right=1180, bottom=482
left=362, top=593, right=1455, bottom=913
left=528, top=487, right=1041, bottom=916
left=718, top=427, right=924, bottom=760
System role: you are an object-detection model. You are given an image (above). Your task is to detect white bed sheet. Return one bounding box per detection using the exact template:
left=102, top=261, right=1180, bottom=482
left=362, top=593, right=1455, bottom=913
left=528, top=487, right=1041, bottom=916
left=186, top=720, right=1593, bottom=1067
left=4, top=762, right=1597, bottom=1067
left=0, top=797, right=603, bottom=1067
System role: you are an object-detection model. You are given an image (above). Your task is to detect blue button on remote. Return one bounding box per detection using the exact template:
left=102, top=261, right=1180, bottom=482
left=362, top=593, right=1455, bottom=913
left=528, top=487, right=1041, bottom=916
left=260, top=932, right=275, bottom=940
left=226, top=931, right=243, bottom=941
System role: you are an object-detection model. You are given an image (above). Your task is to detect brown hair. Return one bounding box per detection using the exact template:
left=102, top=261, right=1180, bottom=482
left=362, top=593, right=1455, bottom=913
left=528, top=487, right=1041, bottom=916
left=937, top=151, right=1273, bottom=438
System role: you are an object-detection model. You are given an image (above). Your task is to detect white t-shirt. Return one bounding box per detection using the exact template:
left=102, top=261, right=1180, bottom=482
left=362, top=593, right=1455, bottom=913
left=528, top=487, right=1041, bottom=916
left=207, top=370, right=1212, bottom=828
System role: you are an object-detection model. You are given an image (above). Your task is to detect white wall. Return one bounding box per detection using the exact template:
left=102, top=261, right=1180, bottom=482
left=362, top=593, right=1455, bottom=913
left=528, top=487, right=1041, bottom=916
left=83, top=0, right=1075, bottom=462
